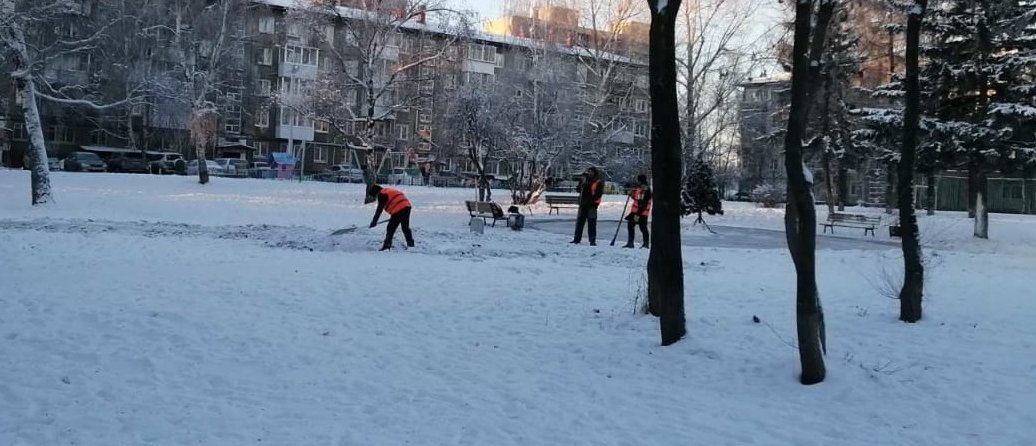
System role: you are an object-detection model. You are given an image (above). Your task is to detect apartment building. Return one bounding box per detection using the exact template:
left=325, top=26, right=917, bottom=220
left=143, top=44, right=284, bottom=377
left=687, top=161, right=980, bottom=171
left=1, top=0, right=649, bottom=182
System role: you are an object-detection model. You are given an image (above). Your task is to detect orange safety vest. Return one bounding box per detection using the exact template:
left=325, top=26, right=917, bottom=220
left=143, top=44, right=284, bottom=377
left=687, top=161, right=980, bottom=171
left=630, top=186, right=651, bottom=215
left=590, top=181, right=602, bottom=205
left=382, top=188, right=411, bottom=215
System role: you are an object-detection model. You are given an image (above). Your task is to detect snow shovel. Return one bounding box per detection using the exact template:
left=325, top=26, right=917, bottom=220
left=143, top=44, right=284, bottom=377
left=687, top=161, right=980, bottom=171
left=610, top=194, right=632, bottom=246
left=331, top=219, right=388, bottom=236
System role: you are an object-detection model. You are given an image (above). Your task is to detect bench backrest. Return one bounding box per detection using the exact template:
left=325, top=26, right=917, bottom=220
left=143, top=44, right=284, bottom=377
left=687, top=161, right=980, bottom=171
left=829, top=213, right=881, bottom=223
left=466, top=200, right=502, bottom=215
left=545, top=195, right=580, bottom=204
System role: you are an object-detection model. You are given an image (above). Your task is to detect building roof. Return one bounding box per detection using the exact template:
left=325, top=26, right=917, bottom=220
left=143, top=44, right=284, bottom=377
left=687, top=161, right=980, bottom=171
left=740, top=73, right=792, bottom=87
left=252, top=0, right=645, bottom=66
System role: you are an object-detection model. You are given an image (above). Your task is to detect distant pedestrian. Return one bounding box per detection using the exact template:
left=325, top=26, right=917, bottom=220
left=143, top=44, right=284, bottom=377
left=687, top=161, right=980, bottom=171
left=365, top=185, right=415, bottom=251
left=623, top=174, right=652, bottom=248
left=570, top=167, right=604, bottom=246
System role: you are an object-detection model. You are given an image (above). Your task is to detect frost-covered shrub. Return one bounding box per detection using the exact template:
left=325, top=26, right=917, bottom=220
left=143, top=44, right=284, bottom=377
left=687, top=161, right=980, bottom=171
left=751, top=183, right=784, bottom=208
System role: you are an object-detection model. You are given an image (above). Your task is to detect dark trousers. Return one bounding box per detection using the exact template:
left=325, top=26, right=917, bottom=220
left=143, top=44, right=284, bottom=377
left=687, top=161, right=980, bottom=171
left=627, top=214, right=649, bottom=245
left=385, top=207, right=414, bottom=247
left=573, top=206, right=598, bottom=243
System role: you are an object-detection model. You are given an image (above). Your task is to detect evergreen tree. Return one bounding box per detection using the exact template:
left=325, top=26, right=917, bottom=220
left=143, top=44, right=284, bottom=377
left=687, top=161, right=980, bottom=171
left=921, top=0, right=1036, bottom=237
left=681, top=156, right=724, bottom=229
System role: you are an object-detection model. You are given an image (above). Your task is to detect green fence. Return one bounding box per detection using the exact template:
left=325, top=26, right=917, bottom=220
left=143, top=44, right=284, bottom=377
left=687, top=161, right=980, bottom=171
left=919, top=176, right=1035, bottom=214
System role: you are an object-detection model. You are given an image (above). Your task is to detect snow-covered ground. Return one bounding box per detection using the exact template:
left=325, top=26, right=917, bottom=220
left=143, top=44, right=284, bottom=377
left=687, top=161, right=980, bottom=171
left=1, top=171, right=1034, bottom=446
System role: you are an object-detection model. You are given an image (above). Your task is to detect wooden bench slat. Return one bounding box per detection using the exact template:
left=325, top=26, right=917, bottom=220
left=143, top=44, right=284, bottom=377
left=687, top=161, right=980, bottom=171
left=465, top=200, right=508, bottom=227
left=820, top=212, right=881, bottom=236
left=544, top=195, right=580, bottom=215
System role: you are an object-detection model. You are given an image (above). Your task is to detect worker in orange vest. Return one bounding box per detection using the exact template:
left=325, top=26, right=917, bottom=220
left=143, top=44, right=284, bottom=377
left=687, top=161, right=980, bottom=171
left=571, top=166, right=604, bottom=246
left=365, top=184, right=415, bottom=251
left=623, top=174, right=652, bottom=248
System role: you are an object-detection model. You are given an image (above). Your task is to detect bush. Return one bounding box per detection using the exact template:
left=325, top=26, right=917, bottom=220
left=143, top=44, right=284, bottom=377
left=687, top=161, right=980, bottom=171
left=751, top=183, right=784, bottom=208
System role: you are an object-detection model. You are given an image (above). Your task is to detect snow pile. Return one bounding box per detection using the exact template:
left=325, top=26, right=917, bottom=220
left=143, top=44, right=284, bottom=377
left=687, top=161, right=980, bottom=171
left=1, top=171, right=1035, bottom=446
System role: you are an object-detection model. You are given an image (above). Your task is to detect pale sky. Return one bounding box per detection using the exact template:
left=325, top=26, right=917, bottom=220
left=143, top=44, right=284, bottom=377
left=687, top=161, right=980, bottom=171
left=444, top=0, right=506, bottom=22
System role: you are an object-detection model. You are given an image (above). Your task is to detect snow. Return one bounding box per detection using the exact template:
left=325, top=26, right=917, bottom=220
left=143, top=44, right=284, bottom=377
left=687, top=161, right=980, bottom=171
left=2, top=172, right=1036, bottom=445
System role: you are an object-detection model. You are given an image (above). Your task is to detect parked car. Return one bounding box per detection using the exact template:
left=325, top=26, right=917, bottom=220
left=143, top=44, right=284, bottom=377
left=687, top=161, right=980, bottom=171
left=186, top=159, right=225, bottom=176
left=213, top=158, right=248, bottom=177
left=147, top=152, right=185, bottom=174
left=732, top=191, right=752, bottom=202
left=107, top=152, right=149, bottom=173
left=250, top=161, right=272, bottom=179
left=387, top=167, right=419, bottom=185
left=48, top=157, right=62, bottom=171
left=62, top=151, right=107, bottom=172
left=321, top=163, right=365, bottom=183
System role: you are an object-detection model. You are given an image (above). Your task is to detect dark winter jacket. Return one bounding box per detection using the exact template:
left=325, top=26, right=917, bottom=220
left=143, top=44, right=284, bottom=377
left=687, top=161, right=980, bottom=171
left=577, top=177, right=605, bottom=209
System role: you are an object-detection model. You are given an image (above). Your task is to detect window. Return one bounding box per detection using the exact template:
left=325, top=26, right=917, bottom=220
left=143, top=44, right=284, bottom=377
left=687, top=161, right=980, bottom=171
left=636, top=75, right=649, bottom=89
left=314, top=120, right=329, bottom=133
left=47, top=125, right=72, bottom=142
left=287, top=23, right=303, bottom=38
left=90, top=130, right=107, bottom=145
left=466, top=43, right=495, bottom=62
left=419, top=112, right=431, bottom=124
left=255, top=108, right=269, bottom=128
left=312, top=145, right=328, bottom=163
left=278, top=77, right=307, bottom=95
left=257, top=79, right=271, bottom=96
left=283, top=45, right=318, bottom=66
left=259, top=48, right=273, bottom=66
left=225, top=121, right=241, bottom=133
left=253, top=141, right=269, bottom=156
left=324, top=25, right=335, bottom=43
left=387, top=31, right=402, bottom=48
left=71, top=53, right=90, bottom=71
left=258, top=17, right=275, bottom=34
left=344, top=60, right=360, bottom=78
left=634, top=99, right=648, bottom=113
left=396, top=124, right=410, bottom=140
left=279, top=107, right=312, bottom=127
left=12, top=123, right=26, bottom=140
left=633, top=121, right=649, bottom=137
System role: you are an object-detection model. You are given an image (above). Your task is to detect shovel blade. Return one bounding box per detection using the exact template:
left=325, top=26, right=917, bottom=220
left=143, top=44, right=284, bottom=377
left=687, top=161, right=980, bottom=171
left=331, top=226, right=359, bottom=235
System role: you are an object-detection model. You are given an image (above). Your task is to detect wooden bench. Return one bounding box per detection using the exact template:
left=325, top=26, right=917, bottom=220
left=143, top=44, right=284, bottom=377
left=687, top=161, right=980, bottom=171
left=545, top=195, right=580, bottom=215
left=465, top=200, right=508, bottom=227
left=821, top=213, right=882, bottom=236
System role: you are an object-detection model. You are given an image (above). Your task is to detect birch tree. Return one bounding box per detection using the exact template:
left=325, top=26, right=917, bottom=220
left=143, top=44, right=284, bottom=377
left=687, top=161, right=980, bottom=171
left=1, top=0, right=140, bottom=204
left=158, top=0, right=249, bottom=184
left=290, top=0, right=470, bottom=186
left=646, top=0, right=686, bottom=346
left=439, top=85, right=510, bottom=201
left=500, top=42, right=583, bottom=205
left=677, top=0, right=768, bottom=172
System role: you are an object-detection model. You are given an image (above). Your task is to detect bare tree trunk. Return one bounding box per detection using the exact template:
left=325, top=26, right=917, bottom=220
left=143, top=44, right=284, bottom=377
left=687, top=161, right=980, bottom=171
left=783, top=0, right=833, bottom=386
left=885, top=165, right=895, bottom=214
left=925, top=171, right=936, bottom=215
left=974, top=172, right=989, bottom=239
left=647, top=0, right=686, bottom=346
left=2, top=16, right=53, bottom=205
left=836, top=163, right=848, bottom=211
left=16, top=77, right=53, bottom=205
left=898, top=0, right=927, bottom=323
left=196, top=144, right=210, bottom=184
left=967, top=166, right=978, bottom=218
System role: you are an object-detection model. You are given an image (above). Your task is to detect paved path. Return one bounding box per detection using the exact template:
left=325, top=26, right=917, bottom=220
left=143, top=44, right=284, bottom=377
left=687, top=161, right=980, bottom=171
left=527, top=218, right=899, bottom=251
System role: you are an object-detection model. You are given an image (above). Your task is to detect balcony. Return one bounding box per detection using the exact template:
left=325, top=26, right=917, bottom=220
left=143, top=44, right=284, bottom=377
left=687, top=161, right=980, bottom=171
left=275, top=124, right=314, bottom=141
left=278, top=62, right=317, bottom=80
